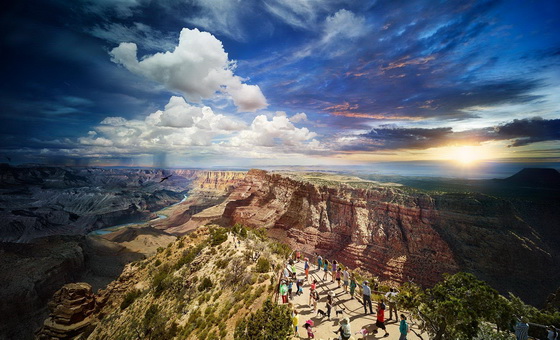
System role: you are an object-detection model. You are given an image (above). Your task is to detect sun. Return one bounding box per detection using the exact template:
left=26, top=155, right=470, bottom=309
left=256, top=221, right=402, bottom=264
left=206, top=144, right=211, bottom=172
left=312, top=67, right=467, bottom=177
left=455, top=146, right=478, bottom=165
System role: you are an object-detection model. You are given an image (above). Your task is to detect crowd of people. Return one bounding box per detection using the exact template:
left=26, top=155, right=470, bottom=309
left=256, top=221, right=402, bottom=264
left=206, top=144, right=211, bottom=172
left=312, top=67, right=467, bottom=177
left=279, top=251, right=410, bottom=339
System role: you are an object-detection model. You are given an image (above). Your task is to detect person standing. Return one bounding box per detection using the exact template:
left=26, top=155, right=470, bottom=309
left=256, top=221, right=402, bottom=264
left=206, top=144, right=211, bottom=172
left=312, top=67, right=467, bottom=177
left=385, top=288, right=398, bottom=320
left=514, top=317, right=529, bottom=340
left=317, top=254, right=323, bottom=271
left=309, top=279, right=317, bottom=304
left=304, top=320, right=315, bottom=339
left=399, top=314, right=409, bottom=340
left=331, top=260, right=338, bottom=282
left=326, top=291, right=334, bottom=320
left=342, top=268, right=350, bottom=293
left=349, top=274, right=357, bottom=299
left=280, top=280, right=289, bottom=304
left=304, top=258, right=310, bottom=281
left=362, top=280, right=374, bottom=314
left=292, top=309, right=300, bottom=337
left=323, top=260, right=329, bottom=280
left=336, top=267, right=342, bottom=288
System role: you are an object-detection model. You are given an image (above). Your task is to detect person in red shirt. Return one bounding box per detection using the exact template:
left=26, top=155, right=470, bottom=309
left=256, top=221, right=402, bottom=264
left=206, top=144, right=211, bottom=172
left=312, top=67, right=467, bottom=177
left=373, top=299, right=389, bottom=337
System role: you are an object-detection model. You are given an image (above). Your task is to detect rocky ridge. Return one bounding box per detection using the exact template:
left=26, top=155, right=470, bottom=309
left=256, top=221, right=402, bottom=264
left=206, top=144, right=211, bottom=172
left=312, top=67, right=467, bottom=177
left=202, top=169, right=559, bottom=305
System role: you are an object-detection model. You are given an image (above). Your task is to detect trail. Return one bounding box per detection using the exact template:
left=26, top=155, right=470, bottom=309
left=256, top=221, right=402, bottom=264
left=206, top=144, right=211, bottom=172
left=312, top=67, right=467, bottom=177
left=279, top=260, right=426, bottom=340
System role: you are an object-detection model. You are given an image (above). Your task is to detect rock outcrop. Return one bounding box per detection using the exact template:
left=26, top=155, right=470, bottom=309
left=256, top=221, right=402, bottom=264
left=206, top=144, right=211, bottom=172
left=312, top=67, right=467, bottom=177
left=217, top=169, right=559, bottom=304
left=36, top=283, right=97, bottom=340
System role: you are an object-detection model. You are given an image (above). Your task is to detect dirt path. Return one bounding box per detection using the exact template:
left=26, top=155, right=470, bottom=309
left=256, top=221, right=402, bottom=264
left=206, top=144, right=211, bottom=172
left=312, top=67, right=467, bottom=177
left=279, top=261, right=425, bottom=340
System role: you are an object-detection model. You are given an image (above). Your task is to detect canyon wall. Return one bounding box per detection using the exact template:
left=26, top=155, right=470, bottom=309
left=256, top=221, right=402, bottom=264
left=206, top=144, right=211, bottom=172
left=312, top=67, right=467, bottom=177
left=218, top=170, right=558, bottom=304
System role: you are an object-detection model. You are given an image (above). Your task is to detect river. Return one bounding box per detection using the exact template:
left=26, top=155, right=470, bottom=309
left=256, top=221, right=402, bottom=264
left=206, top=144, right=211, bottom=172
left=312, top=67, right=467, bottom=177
left=88, top=194, right=188, bottom=236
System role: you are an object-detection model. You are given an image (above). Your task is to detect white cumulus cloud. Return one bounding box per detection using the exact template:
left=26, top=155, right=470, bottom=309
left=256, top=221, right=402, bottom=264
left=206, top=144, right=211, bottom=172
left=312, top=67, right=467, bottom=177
left=109, top=28, right=268, bottom=112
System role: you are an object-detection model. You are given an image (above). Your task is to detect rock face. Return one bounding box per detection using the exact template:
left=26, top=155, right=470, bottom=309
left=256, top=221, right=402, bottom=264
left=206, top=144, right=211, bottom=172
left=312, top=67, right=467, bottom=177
left=0, top=166, right=245, bottom=242
left=0, top=236, right=86, bottom=340
left=36, top=283, right=97, bottom=340
left=218, top=170, right=559, bottom=304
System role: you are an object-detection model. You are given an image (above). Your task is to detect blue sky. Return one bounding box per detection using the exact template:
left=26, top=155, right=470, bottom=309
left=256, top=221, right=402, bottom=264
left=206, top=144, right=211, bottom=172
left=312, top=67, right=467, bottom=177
left=1, top=0, right=559, bottom=168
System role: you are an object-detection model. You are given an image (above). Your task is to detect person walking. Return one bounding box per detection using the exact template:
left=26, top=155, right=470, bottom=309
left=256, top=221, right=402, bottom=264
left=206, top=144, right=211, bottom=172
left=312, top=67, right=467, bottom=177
left=322, top=259, right=329, bottom=280
left=304, top=320, right=315, bottom=339
left=311, top=289, right=319, bottom=313
left=349, top=274, right=357, bottom=299
left=362, top=280, right=374, bottom=314
left=399, top=314, right=409, bottom=340
left=317, top=254, right=323, bottom=271
left=514, top=317, right=529, bottom=340
left=373, top=300, right=389, bottom=337
left=331, top=260, right=338, bottom=282
left=309, top=279, right=317, bottom=304
left=385, top=288, right=398, bottom=320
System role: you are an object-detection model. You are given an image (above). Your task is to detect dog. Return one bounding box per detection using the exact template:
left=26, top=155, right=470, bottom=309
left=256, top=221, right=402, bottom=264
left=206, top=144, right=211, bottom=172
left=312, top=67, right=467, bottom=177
left=335, top=308, right=345, bottom=317
left=316, top=309, right=327, bottom=317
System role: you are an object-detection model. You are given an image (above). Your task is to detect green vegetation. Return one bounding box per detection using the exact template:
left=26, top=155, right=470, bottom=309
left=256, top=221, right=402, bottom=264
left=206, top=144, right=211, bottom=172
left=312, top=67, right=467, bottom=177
left=209, top=226, right=228, bottom=246
left=231, top=223, right=248, bottom=238
left=234, top=298, right=292, bottom=340
left=270, top=241, right=292, bottom=259
left=120, top=289, right=142, bottom=310
left=142, top=304, right=178, bottom=339
left=399, top=272, right=560, bottom=339
left=151, top=265, right=172, bottom=298
left=174, top=244, right=205, bottom=270
left=198, top=277, right=213, bottom=292
left=255, top=257, right=271, bottom=273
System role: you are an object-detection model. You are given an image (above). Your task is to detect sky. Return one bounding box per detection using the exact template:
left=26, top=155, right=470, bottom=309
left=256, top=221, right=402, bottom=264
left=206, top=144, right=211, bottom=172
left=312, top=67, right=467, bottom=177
left=1, top=0, right=559, bottom=171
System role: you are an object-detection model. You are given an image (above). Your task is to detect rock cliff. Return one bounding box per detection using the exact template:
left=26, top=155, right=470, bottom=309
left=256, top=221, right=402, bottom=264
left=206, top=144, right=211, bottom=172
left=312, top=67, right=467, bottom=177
left=216, top=170, right=558, bottom=304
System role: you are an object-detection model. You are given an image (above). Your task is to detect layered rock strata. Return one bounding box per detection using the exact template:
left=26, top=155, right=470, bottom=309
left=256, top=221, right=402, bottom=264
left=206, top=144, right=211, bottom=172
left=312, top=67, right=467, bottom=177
left=36, top=283, right=97, bottom=339
left=218, top=170, right=558, bottom=304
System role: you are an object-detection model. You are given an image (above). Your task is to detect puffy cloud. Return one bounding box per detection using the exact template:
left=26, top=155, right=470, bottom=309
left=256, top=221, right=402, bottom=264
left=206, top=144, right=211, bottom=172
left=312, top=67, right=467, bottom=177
left=323, top=9, right=367, bottom=41
left=229, top=114, right=318, bottom=148
left=110, top=28, right=267, bottom=112
left=289, top=112, right=309, bottom=123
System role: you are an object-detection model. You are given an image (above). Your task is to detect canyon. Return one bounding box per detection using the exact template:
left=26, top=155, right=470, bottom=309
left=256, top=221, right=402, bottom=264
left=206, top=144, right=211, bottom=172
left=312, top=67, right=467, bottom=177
left=1, top=165, right=559, bottom=339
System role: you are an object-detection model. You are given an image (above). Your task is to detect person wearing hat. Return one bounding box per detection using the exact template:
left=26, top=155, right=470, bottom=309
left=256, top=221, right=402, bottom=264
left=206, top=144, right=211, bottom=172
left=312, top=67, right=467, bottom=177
left=362, top=280, right=374, bottom=314
left=334, top=317, right=352, bottom=340
left=514, top=316, right=529, bottom=340
left=304, top=320, right=315, bottom=339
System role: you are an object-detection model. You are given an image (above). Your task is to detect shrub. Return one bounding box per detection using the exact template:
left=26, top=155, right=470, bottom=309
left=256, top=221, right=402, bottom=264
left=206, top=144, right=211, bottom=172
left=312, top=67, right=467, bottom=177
left=120, top=289, right=141, bottom=310
left=198, top=277, right=213, bottom=292
left=152, top=265, right=171, bottom=297
left=209, top=227, right=228, bottom=246
left=234, top=299, right=292, bottom=340
left=255, top=258, right=271, bottom=273
left=154, top=259, right=162, bottom=267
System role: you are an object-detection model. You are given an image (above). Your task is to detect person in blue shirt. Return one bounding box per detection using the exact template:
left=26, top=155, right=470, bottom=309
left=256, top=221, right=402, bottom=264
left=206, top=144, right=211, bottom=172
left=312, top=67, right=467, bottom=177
left=362, top=281, right=374, bottom=314
left=399, top=314, right=409, bottom=340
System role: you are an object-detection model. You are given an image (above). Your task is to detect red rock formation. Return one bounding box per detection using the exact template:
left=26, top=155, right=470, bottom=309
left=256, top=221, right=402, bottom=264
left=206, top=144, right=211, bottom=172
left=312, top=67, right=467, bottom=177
left=36, top=283, right=96, bottom=339
left=220, top=170, right=459, bottom=287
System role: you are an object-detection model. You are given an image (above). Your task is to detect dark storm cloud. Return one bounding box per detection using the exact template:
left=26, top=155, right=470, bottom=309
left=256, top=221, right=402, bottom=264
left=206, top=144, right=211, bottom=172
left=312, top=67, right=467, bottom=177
left=347, top=117, right=560, bottom=151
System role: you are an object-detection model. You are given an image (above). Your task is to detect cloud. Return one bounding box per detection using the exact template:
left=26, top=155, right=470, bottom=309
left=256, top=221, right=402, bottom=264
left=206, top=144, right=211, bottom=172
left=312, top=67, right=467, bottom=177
left=109, top=28, right=268, bottom=112
left=229, top=114, right=319, bottom=149
left=186, top=0, right=249, bottom=41
left=339, top=117, right=560, bottom=152
left=323, top=9, right=367, bottom=41
left=82, top=0, right=144, bottom=18
left=289, top=112, right=309, bottom=123
left=90, top=22, right=176, bottom=51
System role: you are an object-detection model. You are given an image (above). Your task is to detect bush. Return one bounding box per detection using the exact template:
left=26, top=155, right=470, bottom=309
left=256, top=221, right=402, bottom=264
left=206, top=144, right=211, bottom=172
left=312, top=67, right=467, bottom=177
left=270, top=241, right=292, bottom=258
left=174, top=244, right=204, bottom=270
left=209, top=227, right=228, bottom=246
left=232, top=223, right=248, bottom=238
left=120, top=289, right=141, bottom=310
left=152, top=265, right=171, bottom=297
left=234, top=299, right=292, bottom=340
left=198, top=277, right=213, bottom=292
left=255, top=258, right=271, bottom=273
